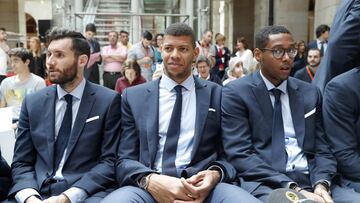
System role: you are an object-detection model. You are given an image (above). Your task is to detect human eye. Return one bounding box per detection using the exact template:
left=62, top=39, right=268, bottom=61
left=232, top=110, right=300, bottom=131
left=163, top=46, right=173, bottom=52
left=179, top=47, right=189, bottom=52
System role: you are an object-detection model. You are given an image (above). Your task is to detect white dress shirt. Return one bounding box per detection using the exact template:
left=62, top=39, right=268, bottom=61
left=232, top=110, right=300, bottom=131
left=260, top=71, right=309, bottom=173
left=16, top=79, right=87, bottom=203
left=153, top=74, right=196, bottom=175
left=316, top=39, right=328, bottom=53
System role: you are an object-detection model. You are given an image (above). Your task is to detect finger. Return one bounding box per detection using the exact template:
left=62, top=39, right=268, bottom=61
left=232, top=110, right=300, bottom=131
left=320, top=192, right=334, bottom=203
left=181, top=178, right=200, bottom=199
left=186, top=174, right=203, bottom=184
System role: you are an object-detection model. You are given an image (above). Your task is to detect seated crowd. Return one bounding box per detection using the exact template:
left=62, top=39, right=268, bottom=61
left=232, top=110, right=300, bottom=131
left=0, top=15, right=359, bottom=203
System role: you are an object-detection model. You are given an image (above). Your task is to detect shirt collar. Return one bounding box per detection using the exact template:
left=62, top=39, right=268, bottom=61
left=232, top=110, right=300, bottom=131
left=160, top=73, right=194, bottom=92
left=57, top=78, right=86, bottom=101
left=260, top=70, right=287, bottom=94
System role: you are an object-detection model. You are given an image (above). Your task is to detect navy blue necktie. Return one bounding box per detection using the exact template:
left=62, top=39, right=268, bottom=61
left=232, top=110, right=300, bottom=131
left=54, top=94, right=73, bottom=170
left=320, top=41, right=325, bottom=57
left=271, top=89, right=286, bottom=171
left=162, top=85, right=182, bottom=176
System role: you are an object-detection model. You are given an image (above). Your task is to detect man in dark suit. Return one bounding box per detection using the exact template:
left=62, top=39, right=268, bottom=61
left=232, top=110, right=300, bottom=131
left=0, top=148, right=11, bottom=201
left=102, top=23, right=259, bottom=203
left=83, top=23, right=101, bottom=84
left=5, top=28, right=121, bottom=203
left=313, top=0, right=360, bottom=93
left=222, top=25, right=344, bottom=203
left=307, top=24, right=330, bottom=57
left=294, top=48, right=321, bottom=83
left=323, top=68, right=360, bottom=203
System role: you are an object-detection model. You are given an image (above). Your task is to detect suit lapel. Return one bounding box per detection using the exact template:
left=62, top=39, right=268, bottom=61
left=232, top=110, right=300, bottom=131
left=64, top=82, right=96, bottom=163
left=251, top=72, right=273, bottom=132
left=46, top=86, right=57, bottom=170
left=287, top=79, right=305, bottom=148
left=191, top=77, right=210, bottom=159
left=146, top=80, right=160, bottom=168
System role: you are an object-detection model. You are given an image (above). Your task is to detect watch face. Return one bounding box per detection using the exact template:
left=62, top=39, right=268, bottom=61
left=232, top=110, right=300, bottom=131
left=139, top=176, right=147, bottom=188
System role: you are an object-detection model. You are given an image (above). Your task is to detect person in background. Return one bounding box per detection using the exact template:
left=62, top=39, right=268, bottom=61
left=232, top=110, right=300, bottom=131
left=223, top=57, right=245, bottom=86
left=291, top=40, right=307, bottom=76
left=115, top=59, right=146, bottom=94
left=234, top=37, right=253, bottom=74
left=294, top=48, right=321, bottom=83
left=196, top=55, right=222, bottom=85
left=128, top=30, right=155, bottom=82
left=196, top=30, right=216, bottom=66
left=119, top=30, right=132, bottom=49
left=29, top=37, right=46, bottom=79
left=308, top=24, right=330, bottom=57
left=83, top=23, right=101, bottom=84
left=101, top=30, right=127, bottom=89
left=0, top=48, right=46, bottom=124
left=213, top=33, right=231, bottom=79
left=154, top=33, right=164, bottom=65
left=0, top=27, right=10, bottom=84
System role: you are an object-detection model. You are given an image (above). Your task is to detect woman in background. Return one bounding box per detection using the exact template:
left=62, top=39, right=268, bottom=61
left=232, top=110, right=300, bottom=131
left=234, top=37, right=253, bottom=74
left=115, top=60, right=146, bottom=94
left=291, top=40, right=307, bottom=76
left=29, top=36, right=46, bottom=78
left=223, top=57, right=245, bottom=86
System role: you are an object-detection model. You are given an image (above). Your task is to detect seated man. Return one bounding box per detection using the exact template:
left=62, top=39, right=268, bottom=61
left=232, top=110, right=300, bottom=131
left=221, top=25, right=350, bottom=203
left=102, top=23, right=259, bottom=203
left=0, top=48, right=46, bottom=124
left=5, top=28, right=121, bottom=203
left=323, top=68, right=360, bottom=203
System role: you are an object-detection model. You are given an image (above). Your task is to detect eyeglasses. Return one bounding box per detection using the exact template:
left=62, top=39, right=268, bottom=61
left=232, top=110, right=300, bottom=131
left=261, top=48, right=298, bottom=59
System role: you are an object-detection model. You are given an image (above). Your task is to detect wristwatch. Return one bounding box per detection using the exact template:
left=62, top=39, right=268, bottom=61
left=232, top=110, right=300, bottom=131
left=139, top=173, right=153, bottom=190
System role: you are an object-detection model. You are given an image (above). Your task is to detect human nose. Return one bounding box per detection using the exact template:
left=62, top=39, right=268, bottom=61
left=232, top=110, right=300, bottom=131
left=170, top=48, right=180, bottom=58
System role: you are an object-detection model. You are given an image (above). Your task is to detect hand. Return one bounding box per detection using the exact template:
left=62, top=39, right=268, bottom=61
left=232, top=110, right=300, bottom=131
left=147, top=174, right=195, bottom=203
left=299, top=190, right=326, bottom=203
left=42, top=194, right=70, bottom=203
left=25, top=196, right=42, bottom=203
left=174, top=170, right=221, bottom=203
left=314, top=184, right=334, bottom=203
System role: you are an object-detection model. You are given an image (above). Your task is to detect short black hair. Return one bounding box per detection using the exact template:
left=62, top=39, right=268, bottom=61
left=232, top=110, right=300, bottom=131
left=9, top=47, right=34, bottom=69
left=307, top=48, right=321, bottom=56
left=255, top=25, right=291, bottom=49
left=120, top=30, right=129, bottom=35
left=142, top=30, right=153, bottom=40
left=85, top=23, right=96, bottom=33
left=164, top=23, right=196, bottom=48
left=0, top=27, right=5, bottom=32
left=47, top=27, right=90, bottom=58
left=315, top=24, right=330, bottom=38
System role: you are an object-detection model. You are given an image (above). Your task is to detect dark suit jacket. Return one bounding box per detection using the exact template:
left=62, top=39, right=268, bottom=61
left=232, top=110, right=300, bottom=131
left=84, top=39, right=101, bottom=84
left=221, top=71, right=337, bottom=192
left=116, top=76, right=236, bottom=187
left=9, top=81, right=121, bottom=197
left=0, top=149, right=11, bottom=201
left=209, top=73, right=223, bottom=86
left=323, top=67, right=360, bottom=182
left=294, top=67, right=312, bottom=83
left=313, top=0, right=360, bottom=93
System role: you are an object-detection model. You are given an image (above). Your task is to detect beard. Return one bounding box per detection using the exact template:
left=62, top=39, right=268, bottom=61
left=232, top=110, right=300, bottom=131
left=308, top=62, right=320, bottom=68
left=49, top=60, right=78, bottom=85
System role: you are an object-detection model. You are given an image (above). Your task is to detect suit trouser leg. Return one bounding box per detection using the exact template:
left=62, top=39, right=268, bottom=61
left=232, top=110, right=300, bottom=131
left=100, top=186, right=155, bottom=203
left=204, top=183, right=261, bottom=203
left=248, top=184, right=273, bottom=203
left=331, top=178, right=360, bottom=203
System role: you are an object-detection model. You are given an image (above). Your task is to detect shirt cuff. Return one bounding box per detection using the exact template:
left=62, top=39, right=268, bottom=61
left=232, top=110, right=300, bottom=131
left=15, top=188, right=41, bottom=203
left=313, top=179, right=331, bottom=191
left=63, top=187, right=88, bottom=203
left=207, top=165, right=225, bottom=182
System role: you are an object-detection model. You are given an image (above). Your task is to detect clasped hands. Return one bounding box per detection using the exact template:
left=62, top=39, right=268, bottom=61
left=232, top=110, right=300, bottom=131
left=147, top=170, right=221, bottom=203
left=25, top=194, right=70, bottom=203
left=297, top=184, right=333, bottom=203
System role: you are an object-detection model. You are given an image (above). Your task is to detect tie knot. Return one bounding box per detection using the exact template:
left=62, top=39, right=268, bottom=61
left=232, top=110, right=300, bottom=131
left=271, top=88, right=282, bottom=100
left=173, top=85, right=182, bottom=94
left=320, top=41, right=325, bottom=44
left=64, top=94, right=73, bottom=105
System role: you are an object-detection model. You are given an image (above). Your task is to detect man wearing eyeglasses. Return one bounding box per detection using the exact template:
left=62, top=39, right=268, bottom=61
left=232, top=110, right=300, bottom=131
left=221, top=25, right=349, bottom=203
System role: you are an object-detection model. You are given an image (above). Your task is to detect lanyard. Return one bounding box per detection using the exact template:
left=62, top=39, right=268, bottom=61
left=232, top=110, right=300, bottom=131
left=306, top=66, right=314, bottom=81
